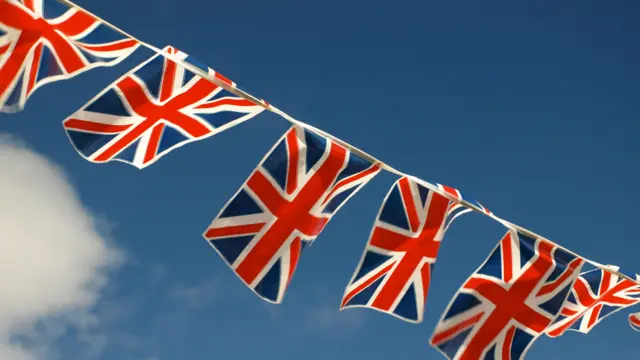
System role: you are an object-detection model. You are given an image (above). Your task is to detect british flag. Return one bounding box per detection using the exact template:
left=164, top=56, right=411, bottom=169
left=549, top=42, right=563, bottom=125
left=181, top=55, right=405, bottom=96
left=0, top=0, right=138, bottom=113
left=62, top=45, right=265, bottom=169
left=436, top=183, right=493, bottom=216
left=545, top=266, right=640, bottom=337
left=203, top=125, right=381, bottom=303
left=630, top=313, right=640, bottom=332
left=340, top=176, right=471, bottom=323
left=430, top=229, right=584, bottom=360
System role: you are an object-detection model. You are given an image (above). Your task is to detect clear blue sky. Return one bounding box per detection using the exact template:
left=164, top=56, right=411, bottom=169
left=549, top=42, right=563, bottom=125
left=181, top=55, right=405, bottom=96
left=2, top=0, right=639, bottom=359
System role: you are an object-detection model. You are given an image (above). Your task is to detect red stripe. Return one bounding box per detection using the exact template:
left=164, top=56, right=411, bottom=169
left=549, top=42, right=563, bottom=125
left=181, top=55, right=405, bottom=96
left=501, top=232, right=513, bottom=283
left=77, top=38, right=138, bottom=52
left=63, top=118, right=132, bottom=134
left=285, top=129, right=299, bottom=195
left=398, top=177, right=420, bottom=233
left=195, top=97, right=256, bottom=110
left=158, top=57, right=177, bottom=102
left=204, top=223, right=265, bottom=239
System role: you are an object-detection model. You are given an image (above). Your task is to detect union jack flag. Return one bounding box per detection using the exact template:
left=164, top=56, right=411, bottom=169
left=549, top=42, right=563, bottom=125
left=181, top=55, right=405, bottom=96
left=545, top=266, right=640, bottom=337
left=430, top=229, right=584, bottom=360
left=0, top=0, right=138, bottom=113
left=630, top=313, right=640, bottom=332
left=340, top=176, right=471, bottom=323
left=203, top=125, right=381, bottom=303
left=62, top=45, right=265, bottom=168
left=437, top=183, right=492, bottom=216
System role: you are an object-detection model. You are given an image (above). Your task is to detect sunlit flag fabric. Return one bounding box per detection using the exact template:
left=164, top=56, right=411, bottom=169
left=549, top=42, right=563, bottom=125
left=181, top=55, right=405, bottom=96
left=545, top=267, right=640, bottom=337
left=430, top=229, right=584, bottom=360
left=203, top=125, right=381, bottom=303
left=340, top=176, right=471, bottom=323
left=62, top=45, right=265, bottom=168
left=0, top=0, right=139, bottom=113
left=630, top=313, right=640, bottom=332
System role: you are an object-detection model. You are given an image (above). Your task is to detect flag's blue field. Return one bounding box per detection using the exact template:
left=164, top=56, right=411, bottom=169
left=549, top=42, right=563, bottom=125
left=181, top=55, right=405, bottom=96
left=1, top=0, right=638, bottom=359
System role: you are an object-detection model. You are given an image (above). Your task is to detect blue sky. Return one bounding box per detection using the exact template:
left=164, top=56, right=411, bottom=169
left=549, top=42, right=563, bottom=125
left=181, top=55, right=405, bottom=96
left=1, top=0, right=639, bottom=359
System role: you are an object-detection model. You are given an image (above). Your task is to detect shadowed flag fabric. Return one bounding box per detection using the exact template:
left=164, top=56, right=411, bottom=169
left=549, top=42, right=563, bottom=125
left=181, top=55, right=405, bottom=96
left=203, top=125, right=381, bottom=303
left=546, top=267, right=640, bottom=337
left=62, top=45, right=265, bottom=169
left=630, top=313, right=640, bottom=332
left=0, top=0, right=139, bottom=113
left=340, top=176, right=471, bottom=323
left=436, top=183, right=492, bottom=216
left=430, top=229, right=584, bottom=360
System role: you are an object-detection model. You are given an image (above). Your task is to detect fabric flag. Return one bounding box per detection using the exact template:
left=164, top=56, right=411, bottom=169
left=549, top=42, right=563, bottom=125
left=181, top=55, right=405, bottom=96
left=630, top=313, right=640, bottom=332
left=62, top=45, right=265, bottom=169
left=203, top=125, right=381, bottom=303
left=545, top=266, right=640, bottom=337
left=436, top=183, right=492, bottom=216
left=430, top=229, right=584, bottom=360
left=0, top=0, right=139, bottom=113
left=340, top=176, right=471, bottom=323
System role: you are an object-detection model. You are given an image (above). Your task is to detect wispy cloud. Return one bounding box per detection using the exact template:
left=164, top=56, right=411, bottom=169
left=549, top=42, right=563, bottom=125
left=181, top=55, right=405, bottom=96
left=0, top=135, right=123, bottom=360
left=169, top=277, right=220, bottom=309
left=276, top=284, right=365, bottom=339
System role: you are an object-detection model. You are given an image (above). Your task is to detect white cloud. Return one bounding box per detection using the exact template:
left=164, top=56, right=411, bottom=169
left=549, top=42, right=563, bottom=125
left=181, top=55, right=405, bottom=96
left=0, top=135, right=123, bottom=359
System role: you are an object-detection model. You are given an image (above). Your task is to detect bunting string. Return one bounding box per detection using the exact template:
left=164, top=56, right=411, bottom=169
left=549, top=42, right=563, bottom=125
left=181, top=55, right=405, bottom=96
left=56, top=0, right=639, bottom=287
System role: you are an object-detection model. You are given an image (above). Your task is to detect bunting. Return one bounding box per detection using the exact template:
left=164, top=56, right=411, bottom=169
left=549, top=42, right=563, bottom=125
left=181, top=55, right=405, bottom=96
left=203, top=125, right=381, bottom=303
left=0, top=0, right=138, bottom=112
left=430, top=229, right=583, bottom=360
left=62, top=45, right=264, bottom=168
left=1, top=1, right=639, bottom=358
left=546, top=266, right=640, bottom=337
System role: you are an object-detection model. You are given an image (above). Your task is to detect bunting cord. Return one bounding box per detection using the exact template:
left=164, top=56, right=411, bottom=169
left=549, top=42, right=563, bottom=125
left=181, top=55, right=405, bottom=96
left=56, top=0, right=640, bottom=286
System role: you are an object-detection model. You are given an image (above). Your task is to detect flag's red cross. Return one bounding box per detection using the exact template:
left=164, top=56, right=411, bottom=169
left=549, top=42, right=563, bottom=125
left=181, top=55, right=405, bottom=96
left=0, top=0, right=137, bottom=98
left=63, top=50, right=254, bottom=165
left=548, top=272, right=640, bottom=336
left=206, top=130, right=351, bottom=286
left=341, top=177, right=450, bottom=311
left=432, top=234, right=582, bottom=360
